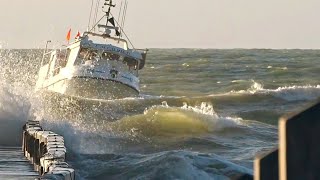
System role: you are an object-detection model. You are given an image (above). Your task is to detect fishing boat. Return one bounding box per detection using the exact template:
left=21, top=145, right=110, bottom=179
left=35, top=0, right=147, bottom=99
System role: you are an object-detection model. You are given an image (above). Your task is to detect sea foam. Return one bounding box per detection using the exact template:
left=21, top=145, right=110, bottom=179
left=231, top=80, right=320, bottom=101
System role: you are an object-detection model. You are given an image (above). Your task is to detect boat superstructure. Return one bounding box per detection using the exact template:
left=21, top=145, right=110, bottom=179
left=35, top=0, right=147, bottom=99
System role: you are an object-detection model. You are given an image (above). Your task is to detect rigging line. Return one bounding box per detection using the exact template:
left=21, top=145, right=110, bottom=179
left=96, top=0, right=102, bottom=30
left=122, top=1, right=128, bottom=31
left=93, top=0, right=101, bottom=31
left=87, top=0, right=95, bottom=30
left=110, top=12, right=135, bottom=49
left=88, top=15, right=106, bottom=33
left=120, top=0, right=126, bottom=28
left=121, top=0, right=128, bottom=37
left=117, top=1, right=123, bottom=42
left=123, top=0, right=128, bottom=28
left=118, top=1, right=123, bottom=26
left=92, top=1, right=97, bottom=31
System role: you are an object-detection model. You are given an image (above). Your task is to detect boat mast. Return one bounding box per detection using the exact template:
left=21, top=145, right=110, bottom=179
left=101, top=0, right=122, bottom=36
left=85, top=0, right=135, bottom=48
left=104, top=0, right=115, bottom=26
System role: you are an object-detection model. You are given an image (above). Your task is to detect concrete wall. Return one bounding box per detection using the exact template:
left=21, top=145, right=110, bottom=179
left=22, top=120, right=75, bottom=180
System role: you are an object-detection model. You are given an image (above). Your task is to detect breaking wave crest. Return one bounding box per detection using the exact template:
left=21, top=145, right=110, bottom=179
left=271, top=85, right=320, bottom=101
left=38, top=101, right=252, bottom=179
left=231, top=80, right=320, bottom=101
left=35, top=100, right=245, bottom=155
left=111, top=102, right=242, bottom=138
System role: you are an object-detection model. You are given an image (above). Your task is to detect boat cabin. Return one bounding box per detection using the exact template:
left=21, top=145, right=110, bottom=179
left=75, top=47, right=140, bottom=73
left=40, top=39, right=145, bottom=80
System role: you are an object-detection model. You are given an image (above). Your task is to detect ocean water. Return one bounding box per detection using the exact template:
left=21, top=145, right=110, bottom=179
left=0, top=49, right=320, bottom=179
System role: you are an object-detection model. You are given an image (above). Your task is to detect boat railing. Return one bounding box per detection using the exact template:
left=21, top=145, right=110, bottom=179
left=134, top=48, right=149, bottom=52
left=83, top=31, right=128, bottom=43
left=43, top=51, right=53, bottom=56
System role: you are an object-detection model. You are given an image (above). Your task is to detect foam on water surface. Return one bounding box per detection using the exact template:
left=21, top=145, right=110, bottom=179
left=1, top=49, right=318, bottom=179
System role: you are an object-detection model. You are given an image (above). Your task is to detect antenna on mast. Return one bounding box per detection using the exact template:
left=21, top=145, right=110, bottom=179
left=103, top=0, right=115, bottom=22
left=102, top=0, right=121, bottom=37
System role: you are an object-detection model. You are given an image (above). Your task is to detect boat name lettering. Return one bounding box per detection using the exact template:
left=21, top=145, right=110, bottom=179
left=87, top=69, right=105, bottom=74
left=92, top=45, right=131, bottom=56
left=104, top=46, right=131, bottom=56
left=121, top=75, right=133, bottom=82
left=84, top=44, right=132, bottom=57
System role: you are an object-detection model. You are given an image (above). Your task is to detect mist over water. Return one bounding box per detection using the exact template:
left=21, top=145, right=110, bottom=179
left=0, top=49, right=319, bottom=179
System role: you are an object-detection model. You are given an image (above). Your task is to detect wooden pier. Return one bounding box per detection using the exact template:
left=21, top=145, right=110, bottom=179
left=0, top=147, right=38, bottom=180
left=0, top=121, right=75, bottom=180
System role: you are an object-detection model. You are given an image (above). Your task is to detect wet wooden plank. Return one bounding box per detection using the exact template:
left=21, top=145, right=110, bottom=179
left=0, top=147, right=39, bottom=180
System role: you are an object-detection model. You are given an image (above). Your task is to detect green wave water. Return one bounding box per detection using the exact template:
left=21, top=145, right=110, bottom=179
left=0, top=49, right=319, bottom=179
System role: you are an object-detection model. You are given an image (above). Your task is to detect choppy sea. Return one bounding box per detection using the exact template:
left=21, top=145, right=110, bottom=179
left=0, top=49, right=319, bottom=179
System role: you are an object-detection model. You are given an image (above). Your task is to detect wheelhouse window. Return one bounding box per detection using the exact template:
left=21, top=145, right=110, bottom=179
left=42, top=54, right=50, bottom=65
left=77, top=48, right=100, bottom=65
left=123, top=57, right=138, bottom=70
left=102, top=52, right=120, bottom=61
left=56, top=49, right=69, bottom=68
left=75, top=48, right=139, bottom=75
left=79, top=48, right=90, bottom=59
left=88, top=50, right=99, bottom=60
left=78, top=48, right=98, bottom=59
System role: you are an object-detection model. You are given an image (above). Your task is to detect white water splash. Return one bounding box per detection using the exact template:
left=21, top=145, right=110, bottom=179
left=0, top=50, right=40, bottom=145
left=231, top=80, right=264, bottom=94
left=231, top=80, right=320, bottom=101
left=0, top=81, right=31, bottom=145
left=271, top=85, right=320, bottom=101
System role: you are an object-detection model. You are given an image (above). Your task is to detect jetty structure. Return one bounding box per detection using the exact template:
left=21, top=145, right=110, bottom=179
left=255, top=100, right=320, bottom=180
left=0, top=121, right=75, bottom=180
left=1, top=102, right=320, bottom=179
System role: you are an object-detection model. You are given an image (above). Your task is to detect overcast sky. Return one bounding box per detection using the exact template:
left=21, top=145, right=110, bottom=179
left=0, top=0, right=320, bottom=49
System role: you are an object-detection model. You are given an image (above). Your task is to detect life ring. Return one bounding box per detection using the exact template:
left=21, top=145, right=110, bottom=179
left=110, top=69, right=118, bottom=78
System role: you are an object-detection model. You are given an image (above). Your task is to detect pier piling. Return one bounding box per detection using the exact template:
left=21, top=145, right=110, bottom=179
left=22, top=120, right=75, bottom=179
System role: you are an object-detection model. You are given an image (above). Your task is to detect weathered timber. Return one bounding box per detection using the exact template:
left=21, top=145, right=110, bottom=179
left=23, top=120, right=75, bottom=180
left=0, top=147, right=39, bottom=180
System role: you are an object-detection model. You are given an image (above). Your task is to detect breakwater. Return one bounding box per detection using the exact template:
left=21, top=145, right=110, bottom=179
left=22, top=120, right=75, bottom=180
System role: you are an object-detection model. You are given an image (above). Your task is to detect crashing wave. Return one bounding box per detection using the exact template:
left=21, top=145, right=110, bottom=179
left=231, top=80, right=320, bottom=101
left=111, top=102, right=242, bottom=138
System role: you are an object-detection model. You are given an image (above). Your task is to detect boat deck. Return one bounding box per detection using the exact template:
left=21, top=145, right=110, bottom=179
left=0, top=147, right=39, bottom=180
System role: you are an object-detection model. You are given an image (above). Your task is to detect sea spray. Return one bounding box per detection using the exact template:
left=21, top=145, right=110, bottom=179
left=0, top=50, right=39, bottom=146
left=0, top=81, right=31, bottom=146
left=2, top=49, right=317, bottom=179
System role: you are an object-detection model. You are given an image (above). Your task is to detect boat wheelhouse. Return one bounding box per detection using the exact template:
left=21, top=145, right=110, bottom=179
left=35, top=0, right=147, bottom=99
